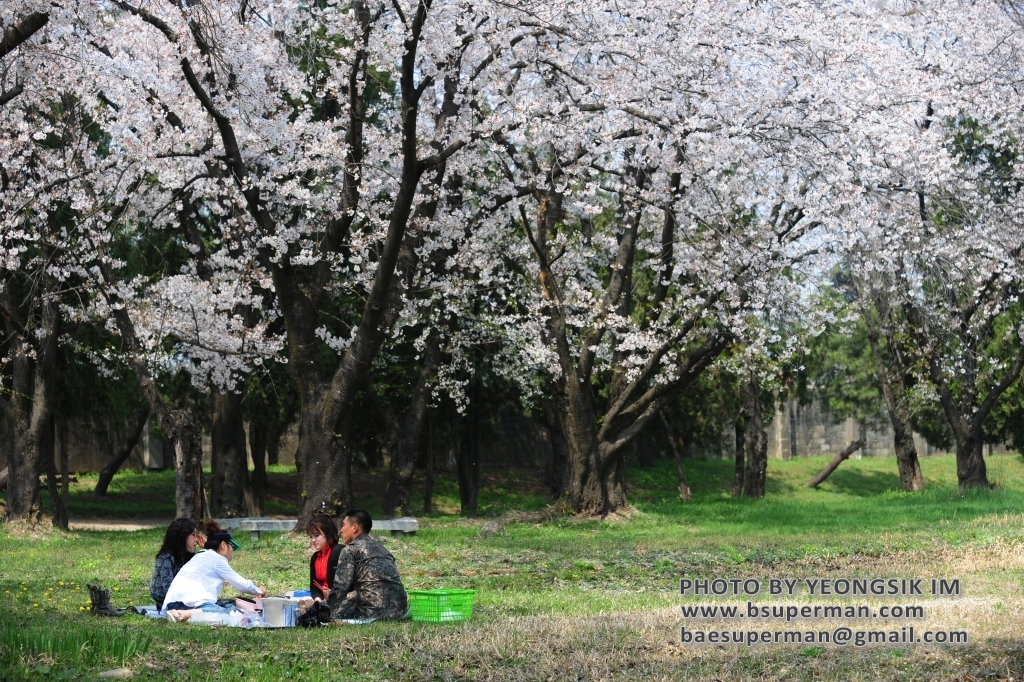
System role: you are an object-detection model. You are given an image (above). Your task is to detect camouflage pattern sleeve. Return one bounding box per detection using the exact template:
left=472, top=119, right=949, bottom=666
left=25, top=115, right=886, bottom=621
left=327, top=548, right=358, bottom=620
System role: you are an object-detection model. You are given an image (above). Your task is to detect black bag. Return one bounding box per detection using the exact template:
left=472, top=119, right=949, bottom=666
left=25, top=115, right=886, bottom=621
left=298, top=601, right=331, bottom=628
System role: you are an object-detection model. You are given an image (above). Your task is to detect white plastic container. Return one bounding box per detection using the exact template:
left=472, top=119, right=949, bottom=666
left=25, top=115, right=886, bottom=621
left=262, top=597, right=298, bottom=627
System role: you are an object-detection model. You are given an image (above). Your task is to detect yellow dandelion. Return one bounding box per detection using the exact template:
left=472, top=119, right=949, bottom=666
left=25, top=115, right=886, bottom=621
left=79, top=606, right=85, bottom=611
left=59, top=581, right=65, bottom=586
left=113, top=587, right=119, bottom=591
left=33, top=603, right=38, bottom=607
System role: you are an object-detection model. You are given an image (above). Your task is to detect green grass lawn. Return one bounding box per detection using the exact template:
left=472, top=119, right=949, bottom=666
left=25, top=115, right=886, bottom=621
left=2, top=453, right=1024, bottom=680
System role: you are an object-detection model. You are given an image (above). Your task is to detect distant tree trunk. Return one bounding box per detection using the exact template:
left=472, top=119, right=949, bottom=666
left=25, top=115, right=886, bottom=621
left=741, top=372, right=767, bottom=498
left=636, top=429, right=656, bottom=468
left=383, top=335, right=440, bottom=517
left=43, top=415, right=68, bottom=530
left=423, top=419, right=434, bottom=515
left=95, top=407, right=150, bottom=496
left=543, top=399, right=570, bottom=499
left=806, top=439, right=866, bottom=488
left=861, top=288, right=924, bottom=492
left=731, top=418, right=745, bottom=497
left=248, top=422, right=267, bottom=517
left=267, top=432, right=279, bottom=466
left=98, top=260, right=208, bottom=524
left=659, top=413, right=690, bottom=501
left=457, top=415, right=480, bottom=515
left=898, top=283, right=1022, bottom=491
left=210, top=390, right=254, bottom=517
left=59, top=420, right=69, bottom=525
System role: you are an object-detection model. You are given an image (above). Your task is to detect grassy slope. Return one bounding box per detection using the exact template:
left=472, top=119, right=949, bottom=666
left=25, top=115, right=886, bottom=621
left=2, top=453, right=1024, bottom=680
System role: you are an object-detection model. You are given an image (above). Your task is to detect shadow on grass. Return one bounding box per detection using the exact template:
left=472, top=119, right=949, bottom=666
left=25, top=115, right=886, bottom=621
left=822, top=466, right=903, bottom=496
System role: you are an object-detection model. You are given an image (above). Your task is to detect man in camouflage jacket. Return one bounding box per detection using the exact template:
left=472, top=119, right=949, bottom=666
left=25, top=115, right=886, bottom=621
left=327, top=509, right=409, bottom=621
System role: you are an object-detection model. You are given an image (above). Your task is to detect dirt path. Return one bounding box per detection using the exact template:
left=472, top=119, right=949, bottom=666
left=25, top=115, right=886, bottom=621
left=68, top=519, right=172, bottom=531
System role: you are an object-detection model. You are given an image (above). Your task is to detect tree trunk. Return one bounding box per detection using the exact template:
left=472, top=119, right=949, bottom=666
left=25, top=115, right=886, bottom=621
left=423, top=418, right=434, bottom=515
left=95, top=407, right=150, bottom=496
left=805, top=439, right=866, bottom=488
left=248, top=421, right=267, bottom=517
left=894, top=428, right=924, bottom=492
left=457, top=409, right=480, bottom=515
left=43, top=415, right=68, bottom=530
left=5, top=334, right=56, bottom=521
left=59, top=420, right=69, bottom=526
left=636, top=429, right=656, bottom=468
left=956, top=431, right=988, bottom=489
left=660, top=413, right=691, bottom=501
left=294, top=384, right=352, bottom=520
left=741, top=372, right=767, bottom=498
left=167, top=411, right=206, bottom=522
left=210, top=390, right=255, bottom=517
left=543, top=399, right=570, bottom=499
left=267, top=427, right=279, bottom=466
left=382, top=335, right=440, bottom=517
left=862, top=290, right=924, bottom=492
left=731, top=418, right=745, bottom=497
left=561, top=377, right=619, bottom=515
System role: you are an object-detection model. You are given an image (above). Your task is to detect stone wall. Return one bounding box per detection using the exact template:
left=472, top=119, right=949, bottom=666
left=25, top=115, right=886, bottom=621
left=763, top=399, right=1013, bottom=460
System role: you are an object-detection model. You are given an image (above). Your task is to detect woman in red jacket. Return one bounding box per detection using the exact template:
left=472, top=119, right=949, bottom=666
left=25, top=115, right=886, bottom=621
left=307, top=515, right=343, bottom=601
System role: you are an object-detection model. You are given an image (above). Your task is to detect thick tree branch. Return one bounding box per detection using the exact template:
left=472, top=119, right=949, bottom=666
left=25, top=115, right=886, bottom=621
left=0, top=12, right=49, bottom=59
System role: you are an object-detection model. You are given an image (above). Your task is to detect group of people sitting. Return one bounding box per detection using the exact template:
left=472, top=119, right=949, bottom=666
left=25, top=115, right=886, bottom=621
left=148, top=510, right=408, bottom=624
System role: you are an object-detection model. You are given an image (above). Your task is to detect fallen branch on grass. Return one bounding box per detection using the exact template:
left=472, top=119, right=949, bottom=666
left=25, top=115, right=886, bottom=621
left=805, top=439, right=866, bottom=488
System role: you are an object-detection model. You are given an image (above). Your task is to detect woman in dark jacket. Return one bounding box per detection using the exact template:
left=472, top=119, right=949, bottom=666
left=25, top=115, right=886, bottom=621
left=149, top=518, right=203, bottom=607
left=307, top=515, right=342, bottom=600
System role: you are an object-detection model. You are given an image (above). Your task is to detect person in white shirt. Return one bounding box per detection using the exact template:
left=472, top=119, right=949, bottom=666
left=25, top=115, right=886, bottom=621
left=162, top=520, right=267, bottom=622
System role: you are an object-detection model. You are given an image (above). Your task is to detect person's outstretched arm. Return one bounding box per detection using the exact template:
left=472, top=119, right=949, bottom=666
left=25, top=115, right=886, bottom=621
left=213, top=555, right=265, bottom=596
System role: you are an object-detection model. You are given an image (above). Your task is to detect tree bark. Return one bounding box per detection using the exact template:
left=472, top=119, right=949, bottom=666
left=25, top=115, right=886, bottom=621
left=956, top=432, right=988, bottom=490
left=210, top=389, right=255, bottom=517
left=741, top=372, right=768, bottom=498
left=560, top=371, right=615, bottom=515
left=382, top=335, right=441, bottom=517
left=95, top=407, right=150, bottom=496
left=805, top=439, right=866, bottom=488
left=248, top=421, right=267, bottom=516
left=660, top=413, right=691, bottom=501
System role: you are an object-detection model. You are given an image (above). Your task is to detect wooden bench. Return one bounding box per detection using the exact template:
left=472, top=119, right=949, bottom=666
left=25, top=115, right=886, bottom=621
left=216, top=517, right=419, bottom=541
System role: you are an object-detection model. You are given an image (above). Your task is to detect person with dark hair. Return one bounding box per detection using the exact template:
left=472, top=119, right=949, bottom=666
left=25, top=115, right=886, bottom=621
left=162, top=520, right=267, bottom=622
left=149, top=518, right=204, bottom=608
left=307, top=515, right=342, bottom=601
left=327, top=509, right=408, bottom=622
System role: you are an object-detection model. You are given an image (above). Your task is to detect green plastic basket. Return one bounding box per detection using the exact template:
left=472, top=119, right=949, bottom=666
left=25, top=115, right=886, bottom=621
left=407, top=589, right=476, bottom=623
